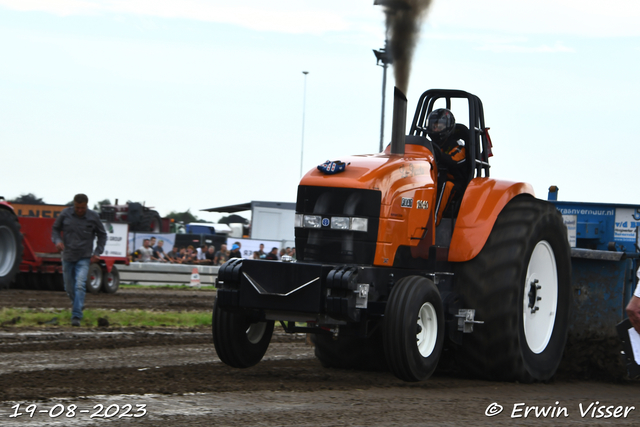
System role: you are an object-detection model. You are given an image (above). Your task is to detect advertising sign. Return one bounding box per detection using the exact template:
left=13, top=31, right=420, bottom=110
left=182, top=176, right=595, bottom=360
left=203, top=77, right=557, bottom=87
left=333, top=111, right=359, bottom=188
left=95, top=222, right=129, bottom=257
left=129, top=233, right=177, bottom=254
left=614, top=208, right=640, bottom=243
left=562, top=215, right=577, bottom=248
left=226, top=238, right=283, bottom=259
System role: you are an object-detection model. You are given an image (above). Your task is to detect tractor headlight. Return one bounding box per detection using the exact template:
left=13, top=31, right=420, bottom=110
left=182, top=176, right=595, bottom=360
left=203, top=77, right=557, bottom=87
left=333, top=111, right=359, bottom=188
left=303, top=215, right=322, bottom=228
left=296, top=214, right=368, bottom=232
left=350, top=217, right=368, bottom=232
left=331, top=217, right=350, bottom=230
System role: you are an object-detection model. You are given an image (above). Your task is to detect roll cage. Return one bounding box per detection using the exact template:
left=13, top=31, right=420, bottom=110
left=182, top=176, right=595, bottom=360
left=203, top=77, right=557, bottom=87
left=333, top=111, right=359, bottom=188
left=409, top=89, right=492, bottom=183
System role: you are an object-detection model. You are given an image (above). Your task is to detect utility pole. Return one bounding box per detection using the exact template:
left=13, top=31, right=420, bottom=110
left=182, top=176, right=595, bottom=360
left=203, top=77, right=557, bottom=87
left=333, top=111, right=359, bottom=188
left=300, top=71, right=309, bottom=178
left=373, top=41, right=392, bottom=152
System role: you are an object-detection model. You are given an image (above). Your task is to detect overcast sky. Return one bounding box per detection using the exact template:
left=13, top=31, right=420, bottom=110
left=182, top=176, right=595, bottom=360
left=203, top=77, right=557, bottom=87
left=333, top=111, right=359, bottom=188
left=1, top=0, right=639, bottom=222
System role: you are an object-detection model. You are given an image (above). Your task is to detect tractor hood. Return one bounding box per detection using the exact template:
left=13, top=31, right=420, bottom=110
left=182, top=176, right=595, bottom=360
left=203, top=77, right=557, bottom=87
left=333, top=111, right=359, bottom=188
left=299, top=143, right=435, bottom=207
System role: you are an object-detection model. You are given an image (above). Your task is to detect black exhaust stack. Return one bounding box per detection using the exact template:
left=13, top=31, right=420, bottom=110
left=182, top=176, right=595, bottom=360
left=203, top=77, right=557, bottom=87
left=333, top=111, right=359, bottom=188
left=390, top=86, right=407, bottom=156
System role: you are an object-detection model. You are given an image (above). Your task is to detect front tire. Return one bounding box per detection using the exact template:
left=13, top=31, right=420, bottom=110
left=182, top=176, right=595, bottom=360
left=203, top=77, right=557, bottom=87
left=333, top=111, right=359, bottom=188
left=383, top=275, right=444, bottom=382
left=0, top=209, right=23, bottom=290
left=212, top=297, right=274, bottom=368
left=454, top=195, right=571, bottom=382
left=86, top=263, right=103, bottom=294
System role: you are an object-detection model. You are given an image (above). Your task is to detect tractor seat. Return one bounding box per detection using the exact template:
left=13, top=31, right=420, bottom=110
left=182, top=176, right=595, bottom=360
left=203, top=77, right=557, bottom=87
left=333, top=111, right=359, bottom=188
left=405, top=135, right=436, bottom=156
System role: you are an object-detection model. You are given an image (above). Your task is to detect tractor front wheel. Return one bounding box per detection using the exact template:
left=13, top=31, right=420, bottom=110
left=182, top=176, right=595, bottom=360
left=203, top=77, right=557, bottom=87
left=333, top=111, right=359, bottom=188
left=212, top=297, right=274, bottom=368
left=454, top=195, right=571, bottom=382
left=383, top=275, right=444, bottom=382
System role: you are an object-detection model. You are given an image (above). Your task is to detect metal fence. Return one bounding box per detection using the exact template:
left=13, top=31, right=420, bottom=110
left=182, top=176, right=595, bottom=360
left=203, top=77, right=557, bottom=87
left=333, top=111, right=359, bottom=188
left=118, top=263, right=219, bottom=286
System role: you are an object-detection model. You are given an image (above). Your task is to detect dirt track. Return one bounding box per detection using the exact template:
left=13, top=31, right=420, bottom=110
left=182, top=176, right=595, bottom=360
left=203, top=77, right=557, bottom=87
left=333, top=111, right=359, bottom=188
left=0, top=288, right=216, bottom=312
left=1, top=288, right=639, bottom=426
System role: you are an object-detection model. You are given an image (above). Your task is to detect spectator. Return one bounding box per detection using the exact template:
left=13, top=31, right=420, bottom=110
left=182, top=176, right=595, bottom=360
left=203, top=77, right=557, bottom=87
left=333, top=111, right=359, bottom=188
left=279, top=248, right=286, bottom=259
left=202, top=245, right=216, bottom=264
left=165, top=245, right=180, bottom=263
left=290, top=247, right=296, bottom=260
left=149, top=237, right=157, bottom=250
left=196, top=244, right=208, bottom=263
left=265, top=247, right=279, bottom=260
left=138, top=239, right=156, bottom=262
left=185, top=245, right=197, bottom=264
left=175, top=247, right=187, bottom=264
left=229, top=243, right=242, bottom=259
left=253, top=251, right=260, bottom=259
left=214, top=244, right=229, bottom=266
left=153, top=240, right=169, bottom=263
left=257, top=243, right=266, bottom=259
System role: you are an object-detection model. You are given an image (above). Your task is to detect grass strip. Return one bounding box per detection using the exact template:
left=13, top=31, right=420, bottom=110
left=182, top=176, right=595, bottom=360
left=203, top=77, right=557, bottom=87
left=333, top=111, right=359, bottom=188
left=0, top=307, right=212, bottom=328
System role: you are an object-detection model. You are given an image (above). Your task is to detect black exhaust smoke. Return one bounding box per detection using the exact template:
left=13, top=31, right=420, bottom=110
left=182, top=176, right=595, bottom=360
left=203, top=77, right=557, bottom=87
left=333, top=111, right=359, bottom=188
left=376, top=0, right=433, bottom=94
left=390, top=86, right=407, bottom=155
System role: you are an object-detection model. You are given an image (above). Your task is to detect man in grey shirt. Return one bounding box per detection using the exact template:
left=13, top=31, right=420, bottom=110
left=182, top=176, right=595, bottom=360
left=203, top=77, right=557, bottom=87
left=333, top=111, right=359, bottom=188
left=52, top=193, right=107, bottom=326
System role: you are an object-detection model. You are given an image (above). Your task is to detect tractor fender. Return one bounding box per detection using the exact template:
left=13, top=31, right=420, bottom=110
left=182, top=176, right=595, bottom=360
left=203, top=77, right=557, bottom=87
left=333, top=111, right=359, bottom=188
left=448, top=178, right=535, bottom=262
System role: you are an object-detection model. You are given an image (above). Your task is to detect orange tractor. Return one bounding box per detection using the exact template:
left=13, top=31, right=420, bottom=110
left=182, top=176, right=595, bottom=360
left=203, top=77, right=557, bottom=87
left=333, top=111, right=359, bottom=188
left=213, top=88, right=571, bottom=382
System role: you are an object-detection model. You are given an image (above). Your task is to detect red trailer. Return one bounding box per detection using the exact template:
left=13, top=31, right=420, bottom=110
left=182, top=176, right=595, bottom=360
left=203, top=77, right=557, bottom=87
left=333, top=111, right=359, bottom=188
left=14, top=216, right=129, bottom=293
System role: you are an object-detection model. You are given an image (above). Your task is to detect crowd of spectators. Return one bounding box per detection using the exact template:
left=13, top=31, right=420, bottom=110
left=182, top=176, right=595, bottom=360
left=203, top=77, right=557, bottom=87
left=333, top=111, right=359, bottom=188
left=250, top=243, right=295, bottom=260
left=130, top=239, right=296, bottom=265
left=130, top=239, right=228, bottom=266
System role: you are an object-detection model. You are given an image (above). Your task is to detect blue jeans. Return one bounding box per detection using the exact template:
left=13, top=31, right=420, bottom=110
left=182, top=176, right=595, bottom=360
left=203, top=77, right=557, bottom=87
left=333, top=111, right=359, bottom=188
left=62, top=258, right=90, bottom=320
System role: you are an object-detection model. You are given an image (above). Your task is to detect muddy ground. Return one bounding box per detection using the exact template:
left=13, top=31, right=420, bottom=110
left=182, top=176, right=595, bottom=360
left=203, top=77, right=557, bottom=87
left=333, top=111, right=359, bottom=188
left=1, top=288, right=639, bottom=426
left=0, top=287, right=216, bottom=312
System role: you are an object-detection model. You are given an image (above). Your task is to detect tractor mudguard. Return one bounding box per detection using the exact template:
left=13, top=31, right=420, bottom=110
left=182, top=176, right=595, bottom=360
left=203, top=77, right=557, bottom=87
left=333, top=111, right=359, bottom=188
left=448, top=178, right=534, bottom=262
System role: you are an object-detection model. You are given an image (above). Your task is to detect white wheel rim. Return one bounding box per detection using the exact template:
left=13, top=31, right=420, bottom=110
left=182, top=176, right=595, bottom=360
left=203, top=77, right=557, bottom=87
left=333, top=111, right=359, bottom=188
left=417, top=302, right=438, bottom=357
left=89, top=267, right=102, bottom=289
left=523, top=240, right=558, bottom=354
left=106, top=272, right=115, bottom=289
left=0, top=225, right=17, bottom=277
left=246, top=322, right=267, bottom=344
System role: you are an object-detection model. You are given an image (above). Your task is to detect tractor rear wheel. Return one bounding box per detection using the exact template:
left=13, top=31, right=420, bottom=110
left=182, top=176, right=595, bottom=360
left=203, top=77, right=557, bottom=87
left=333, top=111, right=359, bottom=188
left=86, top=263, right=103, bottom=294
left=454, top=195, right=571, bottom=382
left=212, top=297, right=274, bottom=368
left=383, top=275, right=444, bottom=382
left=140, top=211, right=162, bottom=233
left=0, top=209, right=23, bottom=290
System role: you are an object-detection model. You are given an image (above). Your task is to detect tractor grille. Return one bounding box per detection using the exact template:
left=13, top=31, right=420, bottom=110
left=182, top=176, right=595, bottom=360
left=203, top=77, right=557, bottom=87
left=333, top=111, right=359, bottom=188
left=295, top=186, right=381, bottom=264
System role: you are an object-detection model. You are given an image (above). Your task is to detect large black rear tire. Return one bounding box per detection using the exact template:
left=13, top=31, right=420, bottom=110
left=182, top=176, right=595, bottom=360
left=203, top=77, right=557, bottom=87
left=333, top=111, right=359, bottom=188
left=212, top=297, right=274, bottom=368
left=383, top=275, right=444, bottom=382
left=454, top=195, right=571, bottom=382
left=139, top=211, right=162, bottom=233
left=0, top=209, right=23, bottom=290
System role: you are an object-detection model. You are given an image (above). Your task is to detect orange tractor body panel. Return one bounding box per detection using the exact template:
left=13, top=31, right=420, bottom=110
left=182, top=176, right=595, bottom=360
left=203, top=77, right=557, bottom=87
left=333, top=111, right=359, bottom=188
left=448, top=178, right=535, bottom=262
left=300, top=144, right=438, bottom=267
